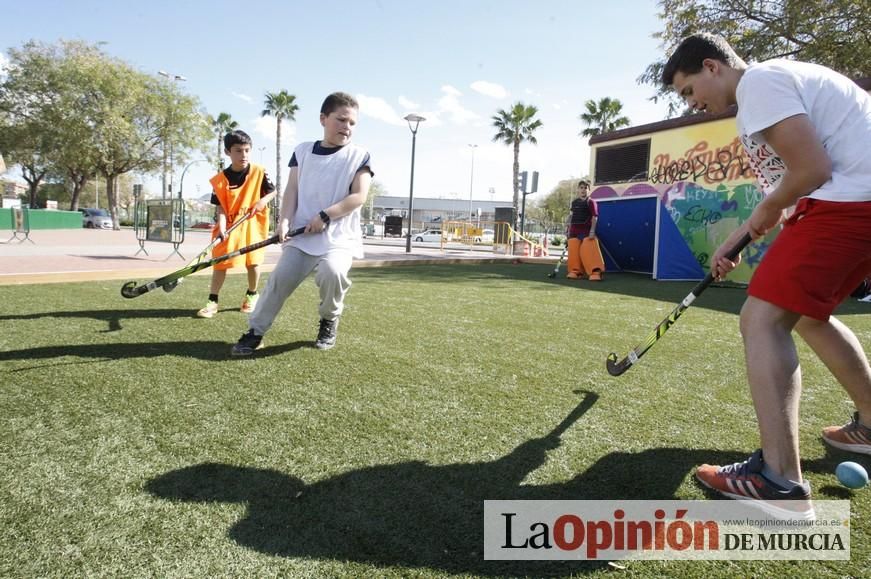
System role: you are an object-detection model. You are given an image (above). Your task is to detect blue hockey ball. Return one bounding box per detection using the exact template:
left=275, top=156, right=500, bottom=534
left=836, top=461, right=869, bottom=489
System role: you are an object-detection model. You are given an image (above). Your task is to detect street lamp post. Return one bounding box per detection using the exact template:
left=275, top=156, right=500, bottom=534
left=158, top=70, right=187, bottom=199
left=258, top=146, right=266, bottom=163
left=178, top=159, right=210, bottom=199
left=403, top=113, right=426, bottom=253
left=468, top=144, right=477, bottom=225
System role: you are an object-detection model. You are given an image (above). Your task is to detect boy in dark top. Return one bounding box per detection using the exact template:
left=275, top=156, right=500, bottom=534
left=565, top=179, right=600, bottom=279
left=197, top=130, right=276, bottom=318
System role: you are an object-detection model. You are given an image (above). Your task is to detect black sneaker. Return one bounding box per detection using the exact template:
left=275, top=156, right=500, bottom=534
left=315, top=318, right=339, bottom=350
left=231, top=329, right=264, bottom=357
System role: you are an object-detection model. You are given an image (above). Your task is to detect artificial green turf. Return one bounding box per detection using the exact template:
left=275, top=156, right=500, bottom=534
left=1, top=263, right=870, bottom=578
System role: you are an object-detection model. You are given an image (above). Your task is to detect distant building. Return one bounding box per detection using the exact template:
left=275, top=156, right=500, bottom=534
left=1, top=180, right=28, bottom=207
left=370, top=195, right=512, bottom=226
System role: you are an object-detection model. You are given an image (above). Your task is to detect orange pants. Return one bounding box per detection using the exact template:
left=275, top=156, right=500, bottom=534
left=567, top=237, right=605, bottom=280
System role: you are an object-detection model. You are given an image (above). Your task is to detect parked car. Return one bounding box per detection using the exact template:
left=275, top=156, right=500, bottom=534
left=474, top=228, right=495, bottom=243
left=413, top=229, right=444, bottom=243
left=80, top=208, right=113, bottom=229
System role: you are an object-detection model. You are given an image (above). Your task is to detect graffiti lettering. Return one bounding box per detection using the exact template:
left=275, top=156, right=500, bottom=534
left=650, top=138, right=753, bottom=186
left=744, top=240, right=769, bottom=267
left=720, top=200, right=738, bottom=212
left=683, top=205, right=722, bottom=226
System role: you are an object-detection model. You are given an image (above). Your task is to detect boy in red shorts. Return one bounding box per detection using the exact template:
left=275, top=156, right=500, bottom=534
left=663, top=33, right=871, bottom=519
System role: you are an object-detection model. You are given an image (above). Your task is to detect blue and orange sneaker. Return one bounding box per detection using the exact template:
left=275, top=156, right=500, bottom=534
left=822, top=412, right=871, bottom=455
left=695, top=449, right=814, bottom=520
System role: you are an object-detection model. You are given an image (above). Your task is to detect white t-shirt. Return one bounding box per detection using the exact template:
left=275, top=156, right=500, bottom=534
left=288, top=141, right=372, bottom=258
left=736, top=59, right=871, bottom=201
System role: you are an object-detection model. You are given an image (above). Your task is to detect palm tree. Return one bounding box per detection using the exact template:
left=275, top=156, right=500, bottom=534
left=579, top=97, right=631, bottom=138
left=261, top=90, right=299, bottom=196
left=491, top=102, right=543, bottom=222
left=210, top=112, right=238, bottom=170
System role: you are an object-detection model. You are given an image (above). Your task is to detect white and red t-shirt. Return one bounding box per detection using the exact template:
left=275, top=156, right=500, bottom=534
left=736, top=59, right=871, bottom=201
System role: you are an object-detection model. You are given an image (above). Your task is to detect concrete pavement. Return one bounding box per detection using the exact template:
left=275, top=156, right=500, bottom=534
left=0, top=228, right=550, bottom=286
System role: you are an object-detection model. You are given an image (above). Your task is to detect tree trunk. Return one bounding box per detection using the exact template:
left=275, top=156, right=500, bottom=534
left=21, top=165, right=45, bottom=208
left=106, top=174, right=120, bottom=230
left=512, top=138, right=521, bottom=228
left=275, top=118, right=283, bottom=219
left=67, top=171, right=87, bottom=211
left=275, top=118, right=283, bottom=195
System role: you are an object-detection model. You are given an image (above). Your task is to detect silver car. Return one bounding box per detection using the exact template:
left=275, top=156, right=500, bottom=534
left=80, top=208, right=113, bottom=229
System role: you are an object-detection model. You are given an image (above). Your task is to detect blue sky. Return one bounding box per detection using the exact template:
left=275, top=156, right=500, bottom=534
left=1, top=0, right=671, bottom=203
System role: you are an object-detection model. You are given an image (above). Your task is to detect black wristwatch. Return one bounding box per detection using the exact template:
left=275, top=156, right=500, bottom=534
left=319, top=210, right=331, bottom=224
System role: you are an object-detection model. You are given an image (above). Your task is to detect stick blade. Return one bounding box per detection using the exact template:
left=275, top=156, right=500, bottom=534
left=120, top=281, right=141, bottom=299
left=606, top=352, right=632, bottom=377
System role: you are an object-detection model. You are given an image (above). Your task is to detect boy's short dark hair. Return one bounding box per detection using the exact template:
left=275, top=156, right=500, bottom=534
left=224, top=129, right=252, bottom=151
left=320, top=92, right=359, bottom=116
left=578, top=178, right=591, bottom=187
left=661, top=33, right=742, bottom=86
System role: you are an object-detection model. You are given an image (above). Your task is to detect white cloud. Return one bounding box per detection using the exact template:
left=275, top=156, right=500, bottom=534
left=437, top=86, right=478, bottom=125
left=471, top=80, right=507, bottom=99
left=232, top=92, right=254, bottom=104
left=441, top=85, right=462, bottom=97
left=356, top=94, right=407, bottom=126
left=398, top=95, right=420, bottom=110
left=252, top=115, right=296, bottom=149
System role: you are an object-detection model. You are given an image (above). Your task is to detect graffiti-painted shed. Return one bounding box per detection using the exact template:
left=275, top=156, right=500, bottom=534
left=587, top=77, right=871, bottom=283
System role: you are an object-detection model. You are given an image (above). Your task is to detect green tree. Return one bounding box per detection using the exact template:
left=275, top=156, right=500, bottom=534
left=0, top=41, right=63, bottom=207
left=92, top=64, right=209, bottom=227
left=209, top=112, right=238, bottom=170
left=491, top=102, right=543, bottom=222
left=261, top=90, right=299, bottom=197
left=639, top=0, right=871, bottom=117
left=0, top=40, right=210, bottom=221
left=364, top=179, right=387, bottom=220
left=530, top=178, right=582, bottom=233
left=579, top=97, right=631, bottom=138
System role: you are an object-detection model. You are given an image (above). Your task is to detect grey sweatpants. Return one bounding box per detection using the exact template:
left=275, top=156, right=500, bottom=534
left=248, top=244, right=353, bottom=336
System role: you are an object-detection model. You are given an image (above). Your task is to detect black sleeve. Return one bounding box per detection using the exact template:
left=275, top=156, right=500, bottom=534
left=288, top=153, right=298, bottom=168
left=261, top=173, right=276, bottom=197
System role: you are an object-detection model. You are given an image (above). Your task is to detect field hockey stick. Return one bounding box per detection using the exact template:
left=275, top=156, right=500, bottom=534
left=162, top=211, right=255, bottom=293
left=605, top=233, right=752, bottom=376
left=547, top=244, right=569, bottom=278
left=120, top=227, right=306, bottom=299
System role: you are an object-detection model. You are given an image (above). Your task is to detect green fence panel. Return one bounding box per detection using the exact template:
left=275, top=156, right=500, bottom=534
left=0, top=208, right=82, bottom=230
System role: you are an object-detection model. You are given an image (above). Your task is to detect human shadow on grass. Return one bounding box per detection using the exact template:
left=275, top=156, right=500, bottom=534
left=0, top=308, right=198, bottom=332
left=0, top=340, right=309, bottom=370
left=145, top=391, right=601, bottom=576
left=145, top=391, right=816, bottom=576
left=145, top=439, right=859, bottom=576
left=0, top=307, right=251, bottom=332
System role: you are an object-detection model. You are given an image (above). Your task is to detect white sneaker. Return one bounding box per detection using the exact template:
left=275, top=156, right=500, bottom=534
left=197, top=300, right=219, bottom=318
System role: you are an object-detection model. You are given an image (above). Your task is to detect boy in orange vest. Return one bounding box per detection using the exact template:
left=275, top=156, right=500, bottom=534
left=197, top=130, right=276, bottom=318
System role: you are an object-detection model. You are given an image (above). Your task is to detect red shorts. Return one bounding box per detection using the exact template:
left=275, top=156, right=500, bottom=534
left=748, top=198, right=871, bottom=321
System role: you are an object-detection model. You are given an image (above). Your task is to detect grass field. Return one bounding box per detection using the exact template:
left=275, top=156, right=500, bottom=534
left=1, top=263, right=870, bottom=578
